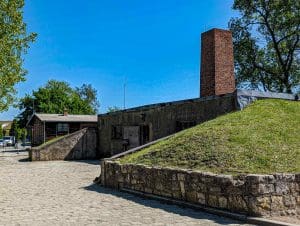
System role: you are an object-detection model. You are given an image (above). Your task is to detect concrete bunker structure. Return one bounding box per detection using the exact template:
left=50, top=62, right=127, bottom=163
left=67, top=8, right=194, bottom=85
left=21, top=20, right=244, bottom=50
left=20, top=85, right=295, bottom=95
left=27, top=28, right=298, bottom=162
left=97, top=28, right=298, bottom=158
left=98, top=28, right=237, bottom=157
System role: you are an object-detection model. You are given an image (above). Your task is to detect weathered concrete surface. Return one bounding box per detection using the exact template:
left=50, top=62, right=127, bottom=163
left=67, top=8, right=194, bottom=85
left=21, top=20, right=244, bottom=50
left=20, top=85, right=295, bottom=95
left=30, top=127, right=98, bottom=161
left=236, top=89, right=299, bottom=109
left=99, top=93, right=237, bottom=157
left=0, top=151, right=252, bottom=225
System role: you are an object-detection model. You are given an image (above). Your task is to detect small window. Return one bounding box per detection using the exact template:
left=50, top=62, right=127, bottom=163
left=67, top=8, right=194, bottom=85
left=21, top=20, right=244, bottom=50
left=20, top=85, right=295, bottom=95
left=111, top=125, right=122, bottom=139
left=57, top=123, right=69, bottom=133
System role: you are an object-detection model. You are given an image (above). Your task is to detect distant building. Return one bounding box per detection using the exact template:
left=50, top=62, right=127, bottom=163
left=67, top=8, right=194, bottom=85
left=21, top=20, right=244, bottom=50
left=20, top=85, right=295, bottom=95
left=0, top=121, right=12, bottom=136
left=27, top=112, right=97, bottom=147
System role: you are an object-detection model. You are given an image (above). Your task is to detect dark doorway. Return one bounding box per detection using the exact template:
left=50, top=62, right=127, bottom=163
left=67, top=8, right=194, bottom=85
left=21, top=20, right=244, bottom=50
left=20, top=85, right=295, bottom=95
left=140, top=125, right=150, bottom=145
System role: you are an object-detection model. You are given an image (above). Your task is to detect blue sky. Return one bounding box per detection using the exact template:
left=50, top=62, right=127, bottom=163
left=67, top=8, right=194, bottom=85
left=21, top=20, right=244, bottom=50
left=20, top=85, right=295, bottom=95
left=0, top=0, right=237, bottom=120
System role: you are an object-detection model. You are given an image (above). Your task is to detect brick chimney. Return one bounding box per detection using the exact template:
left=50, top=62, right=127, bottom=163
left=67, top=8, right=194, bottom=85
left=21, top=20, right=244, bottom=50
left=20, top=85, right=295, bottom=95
left=63, top=108, right=68, bottom=116
left=200, top=28, right=235, bottom=97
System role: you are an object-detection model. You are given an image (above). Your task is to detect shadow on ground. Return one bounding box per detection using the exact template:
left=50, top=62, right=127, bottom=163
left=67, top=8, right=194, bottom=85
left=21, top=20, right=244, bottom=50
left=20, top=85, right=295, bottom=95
left=2, top=149, right=28, bottom=153
left=82, top=183, right=247, bottom=225
left=16, top=158, right=100, bottom=164
left=18, top=158, right=30, bottom=162
left=68, top=160, right=100, bottom=165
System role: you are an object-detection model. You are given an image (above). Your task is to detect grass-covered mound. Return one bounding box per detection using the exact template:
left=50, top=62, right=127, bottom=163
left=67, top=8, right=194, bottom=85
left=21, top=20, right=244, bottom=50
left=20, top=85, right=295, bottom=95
left=120, top=99, right=300, bottom=174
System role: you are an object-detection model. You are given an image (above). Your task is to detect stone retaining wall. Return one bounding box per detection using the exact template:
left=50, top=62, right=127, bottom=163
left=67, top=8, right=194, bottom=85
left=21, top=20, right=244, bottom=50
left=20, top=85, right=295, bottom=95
left=100, top=160, right=300, bottom=217
left=30, top=128, right=98, bottom=161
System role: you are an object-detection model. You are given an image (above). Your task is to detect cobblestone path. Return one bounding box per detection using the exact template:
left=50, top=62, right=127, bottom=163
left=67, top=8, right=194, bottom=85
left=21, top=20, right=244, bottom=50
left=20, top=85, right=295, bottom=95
left=0, top=151, right=254, bottom=225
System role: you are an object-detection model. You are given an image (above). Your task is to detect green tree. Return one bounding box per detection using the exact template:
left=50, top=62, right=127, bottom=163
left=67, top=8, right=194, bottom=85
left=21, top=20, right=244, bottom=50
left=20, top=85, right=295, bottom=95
left=76, top=84, right=100, bottom=114
left=15, top=128, right=21, bottom=142
left=0, top=0, right=36, bottom=112
left=229, top=0, right=300, bottom=93
left=20, top=128, right=27, bottom=143
left=107, top=106, right=122, bottom=113
left=9, top=119, right=26, bottom=142
left=17, top=80, right=100, bottom=127
left=10, top=119, right=19, bottom=137
left=0, top=124, right=3, bottom=138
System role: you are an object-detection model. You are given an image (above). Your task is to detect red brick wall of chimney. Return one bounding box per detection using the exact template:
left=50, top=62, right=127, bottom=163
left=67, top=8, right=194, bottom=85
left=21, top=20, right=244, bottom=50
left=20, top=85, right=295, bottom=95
left=200, top=29, right=235, bottom=97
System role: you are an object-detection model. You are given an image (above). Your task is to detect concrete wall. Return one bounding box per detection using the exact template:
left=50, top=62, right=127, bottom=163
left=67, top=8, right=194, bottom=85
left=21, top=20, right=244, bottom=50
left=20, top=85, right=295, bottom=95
left=101, top=160, right=300, bottom=217
left=98, top=93, right=237, bottom=157
left=29, top=128, right=98, bottom=161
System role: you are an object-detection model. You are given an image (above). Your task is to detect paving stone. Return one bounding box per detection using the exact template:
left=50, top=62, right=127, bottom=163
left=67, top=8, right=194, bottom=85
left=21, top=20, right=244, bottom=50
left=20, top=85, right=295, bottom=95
left=0, top=150, right=253, bottom=225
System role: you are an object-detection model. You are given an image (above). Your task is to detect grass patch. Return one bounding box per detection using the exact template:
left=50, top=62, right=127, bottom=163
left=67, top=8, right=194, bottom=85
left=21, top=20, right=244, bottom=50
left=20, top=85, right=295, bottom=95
left=120, top=99, right=300, bottom=174
left=36, top=135, right=67, bottom=149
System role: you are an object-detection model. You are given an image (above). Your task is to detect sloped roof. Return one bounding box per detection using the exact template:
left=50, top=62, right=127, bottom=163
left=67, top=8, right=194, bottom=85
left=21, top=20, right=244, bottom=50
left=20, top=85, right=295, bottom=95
left=29, top=113, right=97, bottom=124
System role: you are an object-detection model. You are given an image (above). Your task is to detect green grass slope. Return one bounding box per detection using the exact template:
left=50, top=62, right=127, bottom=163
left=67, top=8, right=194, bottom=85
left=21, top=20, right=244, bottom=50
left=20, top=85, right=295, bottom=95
left=120, top=99, right=300, bottom=174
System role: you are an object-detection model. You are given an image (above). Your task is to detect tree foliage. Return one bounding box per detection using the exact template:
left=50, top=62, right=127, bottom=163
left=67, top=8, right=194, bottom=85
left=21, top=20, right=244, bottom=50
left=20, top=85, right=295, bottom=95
left=229, top=0, right=300, bottom=93
left=0, top=0, right=36, bottom=112
left=107, top=106, right=122, bottom=113
left=9, top=119, right=27, bottom=141
left=75, top=84, right=100, bottom=113
left=17, top=80, right=100, bottom=127
left=0, top=124, right=3, bottom=138
left=10, top=119, right=18, bottom=138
